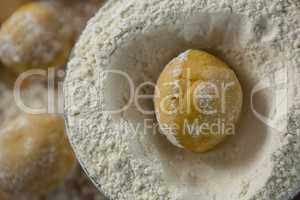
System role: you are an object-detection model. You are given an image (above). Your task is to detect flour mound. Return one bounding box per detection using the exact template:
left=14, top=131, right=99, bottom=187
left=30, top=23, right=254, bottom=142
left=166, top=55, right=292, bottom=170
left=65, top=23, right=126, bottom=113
left=64, top=0, right=300, bottom=199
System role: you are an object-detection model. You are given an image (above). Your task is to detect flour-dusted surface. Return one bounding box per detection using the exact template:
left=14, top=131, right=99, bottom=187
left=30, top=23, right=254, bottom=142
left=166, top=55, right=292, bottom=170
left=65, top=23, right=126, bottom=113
left=64, top=0, right=300, bottom=200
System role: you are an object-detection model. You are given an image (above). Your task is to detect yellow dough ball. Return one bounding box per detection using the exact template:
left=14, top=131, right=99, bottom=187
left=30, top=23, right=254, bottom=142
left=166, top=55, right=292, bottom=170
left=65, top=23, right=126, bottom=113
left=155, top=50, right=243, bottom=153
left=0, top=0, right=34, bottom=24
left=0, top=1, right=75, bottom=73
left=0, top=114, right=76, bottom=197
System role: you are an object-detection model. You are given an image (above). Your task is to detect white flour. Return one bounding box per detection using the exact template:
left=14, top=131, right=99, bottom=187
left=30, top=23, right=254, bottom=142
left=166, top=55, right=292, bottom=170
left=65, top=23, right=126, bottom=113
left=64, top=0, right=300, bottom=200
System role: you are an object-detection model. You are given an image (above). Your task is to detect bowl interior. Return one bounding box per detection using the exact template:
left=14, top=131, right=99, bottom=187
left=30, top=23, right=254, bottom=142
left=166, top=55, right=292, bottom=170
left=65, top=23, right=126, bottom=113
left=98, top=11, right=288, bottom=199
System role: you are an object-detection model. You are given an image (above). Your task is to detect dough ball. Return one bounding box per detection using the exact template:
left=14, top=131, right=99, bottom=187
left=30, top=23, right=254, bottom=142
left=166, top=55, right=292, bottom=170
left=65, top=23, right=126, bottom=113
left=0, top=1, right=75, bottom=73
left=0, top=114, right=76, bottom=197
left=155, top=50, right=243, bottom=153
left=0, top=0, right=34, bottom=24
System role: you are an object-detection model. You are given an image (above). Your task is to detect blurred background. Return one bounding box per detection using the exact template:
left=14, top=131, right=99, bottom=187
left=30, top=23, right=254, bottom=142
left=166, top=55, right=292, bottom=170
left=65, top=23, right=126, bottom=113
left=0, top=1, right=107, bottom=200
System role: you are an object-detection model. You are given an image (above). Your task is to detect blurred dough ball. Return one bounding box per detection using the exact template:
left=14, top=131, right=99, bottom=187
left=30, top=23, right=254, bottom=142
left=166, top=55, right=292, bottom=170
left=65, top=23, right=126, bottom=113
left=0, top=114, right=76, bottom=197
left=0, top=1, right=75, bottom=73
left=0, top=0, right=33, bottom=24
